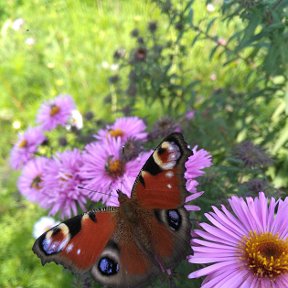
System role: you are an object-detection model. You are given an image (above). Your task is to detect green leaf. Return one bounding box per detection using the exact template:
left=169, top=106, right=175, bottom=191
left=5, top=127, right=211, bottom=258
left=273, top=120, right=288, bottom=153
left=206, top=17, right=217, bottom=34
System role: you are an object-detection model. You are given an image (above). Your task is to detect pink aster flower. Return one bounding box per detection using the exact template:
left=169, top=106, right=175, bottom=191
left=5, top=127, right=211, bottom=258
left=80, top=137, right=151, bottom=204
left=188, top=192, right=288, bottom=288
left=10, top=126, right=46, bottom=169
left=36, top=94, right=75, bottom=131
left=17, top=157, right=49, bottom=203
left=95, top=116, right=147, bottom=143
left=41, top=149, right=86, bottom=219
left=184, top=146, right=212, bottom=211
left=185, top=146, right=212, bottom=193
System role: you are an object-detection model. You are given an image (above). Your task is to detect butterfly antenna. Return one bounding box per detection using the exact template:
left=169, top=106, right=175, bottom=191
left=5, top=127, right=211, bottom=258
left=77, top=186, right=119, bottom=199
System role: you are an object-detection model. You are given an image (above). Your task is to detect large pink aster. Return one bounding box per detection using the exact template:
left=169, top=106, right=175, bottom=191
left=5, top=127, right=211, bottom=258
left=10, top=126, right=46, bottom=169
left=95, top=116, right=147, bottom=143
left=17, top=157, right=49, bottom=203
left=36, top=94, right=75, bottom=131
left=188, top=192, right=288, bottom=288
left=80, top=137, right=151, bottom=204
left=40, top=149, right=87, bottom=219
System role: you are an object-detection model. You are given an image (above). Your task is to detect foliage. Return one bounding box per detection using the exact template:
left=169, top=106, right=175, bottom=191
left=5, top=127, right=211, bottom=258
left=0, top=0, right=288, bottom=287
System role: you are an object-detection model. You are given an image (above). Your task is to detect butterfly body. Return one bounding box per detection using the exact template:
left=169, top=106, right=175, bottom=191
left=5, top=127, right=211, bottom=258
left=33, top=133, right=192, bottom=287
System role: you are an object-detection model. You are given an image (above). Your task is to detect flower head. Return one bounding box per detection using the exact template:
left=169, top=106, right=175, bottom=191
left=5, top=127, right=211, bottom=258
left=134, top=47, right=147, bottom=62
left=95, top=116, right=147, bottom=143
left=188, top=192, right=288, bottom=288
left=185, top=110, right=195, bottom=120
left=149, top=117, right=181, bottom=140
left=65, top=109, right=83, bottom=130
left=80, top=137, right=150, bottom=204
left=18, top=157, right=49, bottom=203
left=36, top=94, right=75, bottom=131
left=41, top=149, right=86, bottom=219
left=25, top=37, right=35, bottom=46
left=10, top=126, right=46, bottom=169
left=185, top=146, right=212, bottom=193
left=32, top=216, right=59, bottom=239
left=234, top=141, right=273, bottom=168
left=12, top=18, right=25, bottom=31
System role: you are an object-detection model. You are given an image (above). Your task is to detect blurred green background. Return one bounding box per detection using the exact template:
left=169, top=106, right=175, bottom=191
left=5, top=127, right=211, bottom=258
left=1, top=0, right=287, bottom=287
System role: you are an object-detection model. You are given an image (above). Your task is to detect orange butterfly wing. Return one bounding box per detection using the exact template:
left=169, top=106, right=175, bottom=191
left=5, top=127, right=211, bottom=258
left=132, top=133, right=192, bottom=209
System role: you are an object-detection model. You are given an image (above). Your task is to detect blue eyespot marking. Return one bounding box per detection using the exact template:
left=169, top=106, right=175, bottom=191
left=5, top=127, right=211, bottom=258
left=98, top=257, right=119, bottom=276
left=167, top=209, right=182, bottom=231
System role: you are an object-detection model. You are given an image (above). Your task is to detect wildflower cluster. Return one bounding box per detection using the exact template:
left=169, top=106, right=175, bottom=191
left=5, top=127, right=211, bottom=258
left=11, top=95, right=288, bottom=287
left=11, top=94, right=212, bottom=219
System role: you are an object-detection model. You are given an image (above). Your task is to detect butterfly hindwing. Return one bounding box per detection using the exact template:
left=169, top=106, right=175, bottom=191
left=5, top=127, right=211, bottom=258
left=32, top=208, right=117, bottom=273
left=150, top=208, right=192, bottom=268
left=132, top=133, right=192, bottom=209
left=91, top=235, right=159, bottom=288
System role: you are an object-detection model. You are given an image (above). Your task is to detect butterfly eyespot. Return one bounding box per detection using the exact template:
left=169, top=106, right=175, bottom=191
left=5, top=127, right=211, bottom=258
left=166, top=209, right=182, bottom=231
left=41, top=224, right=71, bottom=255
left=153, top=141, right=181, bottom=170
left=157, top=147, right=165, bottom=155
left=98, top=257, right=119, bottom=276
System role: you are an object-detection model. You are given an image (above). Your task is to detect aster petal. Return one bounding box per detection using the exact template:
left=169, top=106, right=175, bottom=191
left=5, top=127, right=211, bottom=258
left=188, top=260, right=237, bottom=278
left=272, top=198, right=288, bottom=238
left=184, top=204, right=201, bottom=211
left=212, top=206, right=246, bottom=236
left=202, top=267, right=249, bottom=288
left=200, top=222, right=240, bottom=242
left=204, top=212, right=243, bottom=239
left=267, top=197, right=276, bottom=231
left=211, top=269, right=250, bottom=288
left=95, top=116, right=147, bottom=143
left=244, top=196, right=265, bottom=233
left=193, top=229, right=234, bottom=246
left=229, top=196, right=258, bottom=233
left=186, top=191, right=204, bottom=202
left=192, top=239, right=237, bottom=250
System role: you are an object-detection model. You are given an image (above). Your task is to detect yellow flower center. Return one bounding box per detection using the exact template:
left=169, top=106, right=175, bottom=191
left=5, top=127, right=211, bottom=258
left=30, top=175, right=42, bottom=190
left=18, top=139, right=27, bottom=148
left=240, top=231, right=288, bottom=279
left=50, top=104, right=61, bottom=116
left=108, top=128, right=124, bottom=138
left=105, top=157, right=124, bottom=178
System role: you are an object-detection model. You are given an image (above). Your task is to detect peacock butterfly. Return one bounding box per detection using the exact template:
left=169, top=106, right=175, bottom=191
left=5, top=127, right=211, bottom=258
left=33, top=133, right=192, bottom=287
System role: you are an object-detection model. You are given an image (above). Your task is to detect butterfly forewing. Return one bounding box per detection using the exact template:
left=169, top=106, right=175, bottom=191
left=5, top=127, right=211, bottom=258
left=132, top=133, right=192, bottom=209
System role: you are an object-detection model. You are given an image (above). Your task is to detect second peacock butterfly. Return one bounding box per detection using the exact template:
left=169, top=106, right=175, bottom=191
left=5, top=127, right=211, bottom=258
left=33, top=133, right=193, bottom=287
